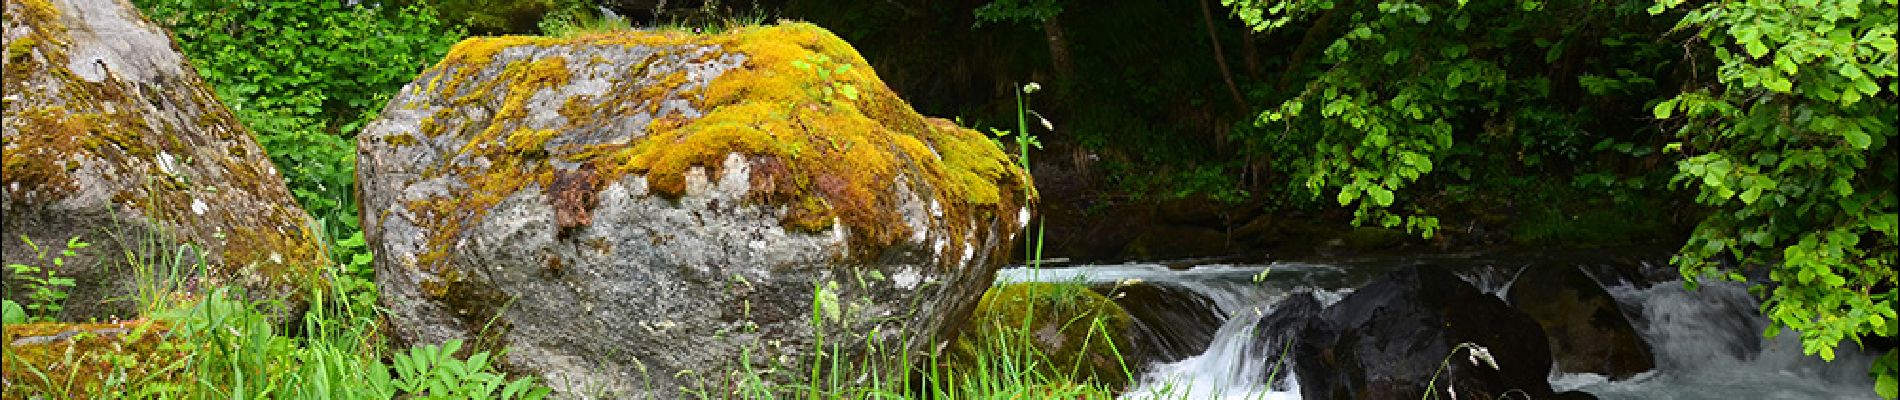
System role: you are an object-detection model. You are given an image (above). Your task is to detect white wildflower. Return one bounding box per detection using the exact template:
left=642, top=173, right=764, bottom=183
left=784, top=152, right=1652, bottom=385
left=1467, top=344, right=1499, bottom=370
left=1029, top=109, right=1055, bottom=131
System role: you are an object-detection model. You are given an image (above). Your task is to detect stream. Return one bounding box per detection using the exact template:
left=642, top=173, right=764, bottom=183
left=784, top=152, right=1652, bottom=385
left=994, top=252, right=1883, bottom=399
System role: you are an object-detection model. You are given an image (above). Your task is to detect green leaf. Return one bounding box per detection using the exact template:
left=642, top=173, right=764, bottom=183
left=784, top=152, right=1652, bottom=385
left=1368, top=186, right=1395, bottom=207
left=1, top=300, right=24, bottom=324
left=1744, top=38, right=1770, bottom=58
left=1877, top=372, right=1896, bottom=399
left=1844, top=129, right=1873, bottom=149
left=1653, top=98, right=1678, bottom=119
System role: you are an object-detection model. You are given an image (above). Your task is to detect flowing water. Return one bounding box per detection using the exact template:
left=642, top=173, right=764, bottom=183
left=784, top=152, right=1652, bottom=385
left=994, top=254, right=1883, bottom=400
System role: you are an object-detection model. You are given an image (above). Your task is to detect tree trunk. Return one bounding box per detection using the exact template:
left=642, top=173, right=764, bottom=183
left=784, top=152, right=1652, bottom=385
left=1199, top=0, right=1248, bottom=114
left=1043, top=15, right=1076, bottom=85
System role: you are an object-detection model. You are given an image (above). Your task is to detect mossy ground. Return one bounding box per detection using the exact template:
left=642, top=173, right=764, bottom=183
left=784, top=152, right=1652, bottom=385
left=1, top=320, right=186, bottom=399
left=398, top=21, right=1032, bottom=272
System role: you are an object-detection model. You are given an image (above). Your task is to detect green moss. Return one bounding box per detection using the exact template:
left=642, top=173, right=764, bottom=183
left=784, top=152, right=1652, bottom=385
left=948, top=282, right=1136, bottom=391
left=1, top=321, right=186, bottom=399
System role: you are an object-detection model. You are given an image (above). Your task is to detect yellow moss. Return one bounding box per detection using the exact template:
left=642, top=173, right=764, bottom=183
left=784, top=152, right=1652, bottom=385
left=11, top=0, right=61, bottom=28
left=505, top=128, right=556, bottom=154
left=6, top=36, right=36, bottom=61
left=386, top=133, right=418, bottom=146
left=403, top=22, right=1032, bottom=270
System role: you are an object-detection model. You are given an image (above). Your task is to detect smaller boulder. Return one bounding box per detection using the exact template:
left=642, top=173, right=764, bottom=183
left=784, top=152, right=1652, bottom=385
left=950, top=282, right=1137, bottom=391
left=1508, top=264, right=1654, bottom=380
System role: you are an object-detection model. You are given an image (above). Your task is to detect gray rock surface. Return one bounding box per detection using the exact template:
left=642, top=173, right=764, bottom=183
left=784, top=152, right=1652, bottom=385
left=357, top=23, right=1032, bottom=397
left=2, top=0, right=330, bottom=321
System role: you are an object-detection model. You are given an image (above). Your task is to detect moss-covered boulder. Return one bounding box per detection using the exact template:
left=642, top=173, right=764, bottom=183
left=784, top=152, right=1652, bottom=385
left=356, top=22, right=1033, bottom=396
left=1, top=0, right=331, bottom=321
left=1, top=320, right=184, bottom=398
left=948, top=283, right=1136, bottom=391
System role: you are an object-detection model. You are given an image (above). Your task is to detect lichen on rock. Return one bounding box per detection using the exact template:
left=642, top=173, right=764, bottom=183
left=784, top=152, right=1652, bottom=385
left=1, top=0, right=331, bottom=321
left=358, top=22, right=1034, bottom=397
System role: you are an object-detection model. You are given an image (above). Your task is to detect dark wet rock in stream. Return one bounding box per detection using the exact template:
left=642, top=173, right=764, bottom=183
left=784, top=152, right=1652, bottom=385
left=1508, top=264, right=1655, bottom=380
left=356, top=23, right=1032, bottom=397
left=1293, top=265, right=1559, bottom=400
left=1102, top=281, right=1225, bottom=365
left=1253, top=291, right=1323, bottom=391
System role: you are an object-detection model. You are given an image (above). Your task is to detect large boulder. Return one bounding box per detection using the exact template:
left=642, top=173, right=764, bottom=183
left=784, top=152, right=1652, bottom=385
left=356, top=23, right=1033, bottom=396
left=1508, top=264, right=1654, bottom=379
left=1294, top=265, right=1559, bottom=400
left=1, top=0, right=331, bottom=321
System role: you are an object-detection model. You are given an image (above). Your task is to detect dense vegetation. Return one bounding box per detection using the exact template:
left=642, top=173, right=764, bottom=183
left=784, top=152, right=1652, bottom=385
left=9, top=0, right=1885, bottom=397
left=1221, top=0, right=1895, bottom=394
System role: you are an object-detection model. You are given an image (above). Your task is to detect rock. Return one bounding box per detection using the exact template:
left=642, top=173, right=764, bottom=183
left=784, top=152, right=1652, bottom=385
left=1295, top=265, right=1557, bottom=400
left=2, top=320, right=183, bottom=397
left=1101, top=281, right=1224, bottom=365
left=1508, top=264, right=1654, bottom=380
left=952, top=283, right=1136, bottom=390
left=1, top=0, right=331, bottom=321
left=1254, top=292, right=1323, bottom=391
left=356, top=23, right=1033, bottom=397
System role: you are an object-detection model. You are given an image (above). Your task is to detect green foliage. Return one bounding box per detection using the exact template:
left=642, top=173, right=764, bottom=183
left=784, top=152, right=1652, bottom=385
left=1650, top=0, right=1897, bottom=396
left=422, top=0, right=565, bottom=34
left=991, top=82, right=1048, bottom=169
left=5, top=235, right=85, bottom=322
left=1228, top=0, right=1678, bottom=239
left=791, top=53, right=863, bottom=103
left=974, top=0, right=1064, bottom=26
left=391, top=339, right=550, bottom=399
left=144, top=284, right=550, bottom=399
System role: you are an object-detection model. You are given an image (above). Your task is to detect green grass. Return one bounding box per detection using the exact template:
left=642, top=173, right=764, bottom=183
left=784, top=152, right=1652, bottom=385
left=1, top=230, right=545, bottom=399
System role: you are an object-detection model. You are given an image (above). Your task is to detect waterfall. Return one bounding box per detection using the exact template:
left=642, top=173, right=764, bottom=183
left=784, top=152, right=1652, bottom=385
left=995, top=259, right=1884, bottom=400
left=1552, top=279, right=1882, bottom=400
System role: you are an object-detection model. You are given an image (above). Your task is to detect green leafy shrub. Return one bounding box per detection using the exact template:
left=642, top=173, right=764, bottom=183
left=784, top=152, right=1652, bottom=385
left=391, top=339, right=550, bottom=399
left=5, top=235, right=86, bottom=322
